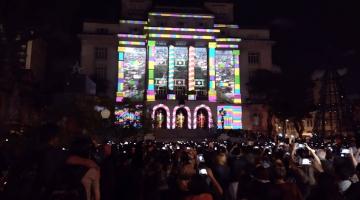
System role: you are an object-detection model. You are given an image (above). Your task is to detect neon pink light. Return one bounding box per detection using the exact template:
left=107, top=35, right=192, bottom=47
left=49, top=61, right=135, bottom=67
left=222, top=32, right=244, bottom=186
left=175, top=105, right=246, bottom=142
left=188, top=46, right=195, bottom=91
left=193, top=104, right=212, bottom=129
left=172, top=106, right=192, bottom=129
left=152, top=104, right=171, bottom=129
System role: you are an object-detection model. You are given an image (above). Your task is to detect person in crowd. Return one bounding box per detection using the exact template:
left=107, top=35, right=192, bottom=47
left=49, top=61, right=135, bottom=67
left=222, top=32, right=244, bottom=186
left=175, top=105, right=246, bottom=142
left=211, top=152, right=230, bottom=200
left=268, top=159, right=304, bottom=200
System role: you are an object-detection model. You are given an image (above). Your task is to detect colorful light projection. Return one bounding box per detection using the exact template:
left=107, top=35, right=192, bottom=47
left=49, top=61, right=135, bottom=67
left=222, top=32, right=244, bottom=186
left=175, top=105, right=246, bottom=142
left=149, top=34, right=214, bottom=40
left=216, top=38, right=242, bottom=42
left=217, top=106, right=242, bottom=129
left=216, top=44, right=239, bottom=49
left=174, top=46, right=188, bottom=91
left=149, top=12, right=214, bottom=19
left=154, top=46, right=168, bottom=93
left=188, top=94, right=196, bottom=100
left=172, top=106, right=191, bottom=129
left=144, top=27, right=220, bottom=33
left=167, top=94, right=176, bottom=100
left=194, top=48, right=208, bottom=92
left=116, top=48, right=125, bottom=102
left=152, top=104, right=171, bottom=129
left=188, top=46, right=195, bottom=91
left=147, top=41, right=156, bottom=101
left=118, top=34, right=146, bottom=39
left=122, top=47, right=146, bottom=101
left=208, top=42, right=217, bottom=102
left=119, top=41, right=145, bottom=46
left=214, top=24, right=239, bottom=28
left=233, top=50, right=241, bottom=104
left=215, top=50, right=235, bottom=102
left=193, top=104, right=213, bottom=129
left=114, top=105, right=143, bottom=128
left=168, top=45, right=175, bottom=90
left=119, top=20, right=147, bottom=25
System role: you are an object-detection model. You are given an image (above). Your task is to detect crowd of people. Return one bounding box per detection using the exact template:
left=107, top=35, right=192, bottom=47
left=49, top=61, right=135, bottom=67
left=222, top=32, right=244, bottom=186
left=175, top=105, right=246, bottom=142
left=1, top=123, right=360, bottom=200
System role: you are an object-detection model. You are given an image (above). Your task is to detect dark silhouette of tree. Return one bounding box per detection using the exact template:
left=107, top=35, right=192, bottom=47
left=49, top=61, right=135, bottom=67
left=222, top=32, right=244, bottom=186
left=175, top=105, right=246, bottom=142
left=248, top=69, right=313, bottom=137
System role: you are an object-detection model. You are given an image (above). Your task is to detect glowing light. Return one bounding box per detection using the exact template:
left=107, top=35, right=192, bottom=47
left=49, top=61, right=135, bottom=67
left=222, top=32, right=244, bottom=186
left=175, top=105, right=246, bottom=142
left=149, top=33, right=215, bottom=40
left=216, top=44, right=239, bottom=48
left=214, top=24, right=239, bottom=28
left=119, top=41, right=145, bottom=46
left=116, top=50, right=125, bottom=102
left=216, top=38, right=242, bottom=42
left=188, top=46, right=195, bottom=91
left=233, top=50, right=241, bottom=104
left=168, top=45, right=175, bottom=90
left=217, top=106, right=242, bottom=129
left=144, top=26, right=220, bottom=33
left=147, top=41, right=156, bottom=101
left=193, top=104, right=213, bottom=129
left=208, top=42, right=217, bottom=102
left=167, top=94, right=176, bottom=100
left=188, top=94, right=196, bottom=100
left=119, top=20, right=147, bottom=25
left=118, top=34, right=146, bottom=39
left=172, top=106, right=192, bottom=129
left=152, top=104, right=171, bottom=129
left=149, top=12, right=214, bottom=19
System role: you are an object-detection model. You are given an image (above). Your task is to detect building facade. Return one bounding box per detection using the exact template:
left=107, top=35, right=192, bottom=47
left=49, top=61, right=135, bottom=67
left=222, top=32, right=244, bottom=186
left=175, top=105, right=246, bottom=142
left=79, top=1, right=275, bottom=133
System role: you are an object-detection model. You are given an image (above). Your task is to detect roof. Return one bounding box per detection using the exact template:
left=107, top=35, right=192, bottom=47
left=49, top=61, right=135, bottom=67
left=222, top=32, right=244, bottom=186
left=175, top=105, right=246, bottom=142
left=151, top=5, right=212, bottom=14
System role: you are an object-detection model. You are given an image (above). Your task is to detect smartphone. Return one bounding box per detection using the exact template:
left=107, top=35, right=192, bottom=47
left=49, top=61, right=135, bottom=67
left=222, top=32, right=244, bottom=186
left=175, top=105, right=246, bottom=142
left=298, top=144, right=305, bottom=148
left=341, top=149, right=350, bottom=154
left=301, top=158, right=311, bottom=165
left=199, top=168, right=207, bottom=175
left=197, top=154, right=205, bottom=163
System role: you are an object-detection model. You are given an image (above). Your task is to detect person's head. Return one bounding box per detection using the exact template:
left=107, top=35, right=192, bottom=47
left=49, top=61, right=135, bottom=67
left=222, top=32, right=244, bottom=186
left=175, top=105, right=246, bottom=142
left=69, top=136, right=93, bottom=157
left=215, top=152, right=227, bottom=166
left=334, top=157, right=355, bottom=180
left=38, top=123, right=60, bottom=146
left=273, top=159, right=287, bottom=180
left=254, top=165, right=270, bottom=182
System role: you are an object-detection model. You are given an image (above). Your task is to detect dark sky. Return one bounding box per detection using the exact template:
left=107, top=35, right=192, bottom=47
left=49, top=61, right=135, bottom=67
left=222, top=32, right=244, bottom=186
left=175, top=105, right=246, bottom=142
left=2, top=0, right=360, bottom=93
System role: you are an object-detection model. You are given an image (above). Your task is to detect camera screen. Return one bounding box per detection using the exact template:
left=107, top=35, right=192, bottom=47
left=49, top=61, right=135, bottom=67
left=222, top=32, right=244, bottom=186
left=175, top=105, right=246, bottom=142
left=199, top=168, right=207, bottom=175
left=341, top=149, right=350, bottom=154
left=301, top=158, right=311, bottom=165
left=197, top=154, right=205, bottom=162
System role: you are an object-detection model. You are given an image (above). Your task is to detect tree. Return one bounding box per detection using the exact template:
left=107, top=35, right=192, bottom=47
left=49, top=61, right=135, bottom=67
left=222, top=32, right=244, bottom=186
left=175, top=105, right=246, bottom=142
left=248, top=69, right=313, bottom=137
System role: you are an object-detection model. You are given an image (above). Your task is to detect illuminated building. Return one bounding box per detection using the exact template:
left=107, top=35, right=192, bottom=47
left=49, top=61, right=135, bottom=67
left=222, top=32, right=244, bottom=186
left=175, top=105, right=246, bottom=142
left=79, top=1, right=276, bottom=134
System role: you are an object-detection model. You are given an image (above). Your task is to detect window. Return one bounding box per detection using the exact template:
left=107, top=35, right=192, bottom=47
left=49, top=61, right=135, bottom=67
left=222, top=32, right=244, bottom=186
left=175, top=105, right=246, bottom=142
left=96, top=28, right=109, bottom=34
left=131, top=28, right=140, bottom=34
left=178, top=21, right=185, bottom=27
left=174, top=86, right=186, bottom=96
left=156, top=86, right=167, bottom=96
left=94, top=47, right=107, bottom=59
left=248, top=52, right=260, bottom=65
left=95, top=64, right=107, bottom=80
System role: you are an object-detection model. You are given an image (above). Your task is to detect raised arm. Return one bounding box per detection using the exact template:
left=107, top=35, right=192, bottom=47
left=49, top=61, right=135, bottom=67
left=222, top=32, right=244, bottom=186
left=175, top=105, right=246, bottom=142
left=305, top=144, right=324, bottom=173
left=66, top=155, right=99, bottom=170
left=206, top=168, right=223, bottom=196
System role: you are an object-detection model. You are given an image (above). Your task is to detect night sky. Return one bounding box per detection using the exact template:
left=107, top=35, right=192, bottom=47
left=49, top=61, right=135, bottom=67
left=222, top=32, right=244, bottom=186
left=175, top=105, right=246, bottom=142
left=2, top=0, right=360, bottom=93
